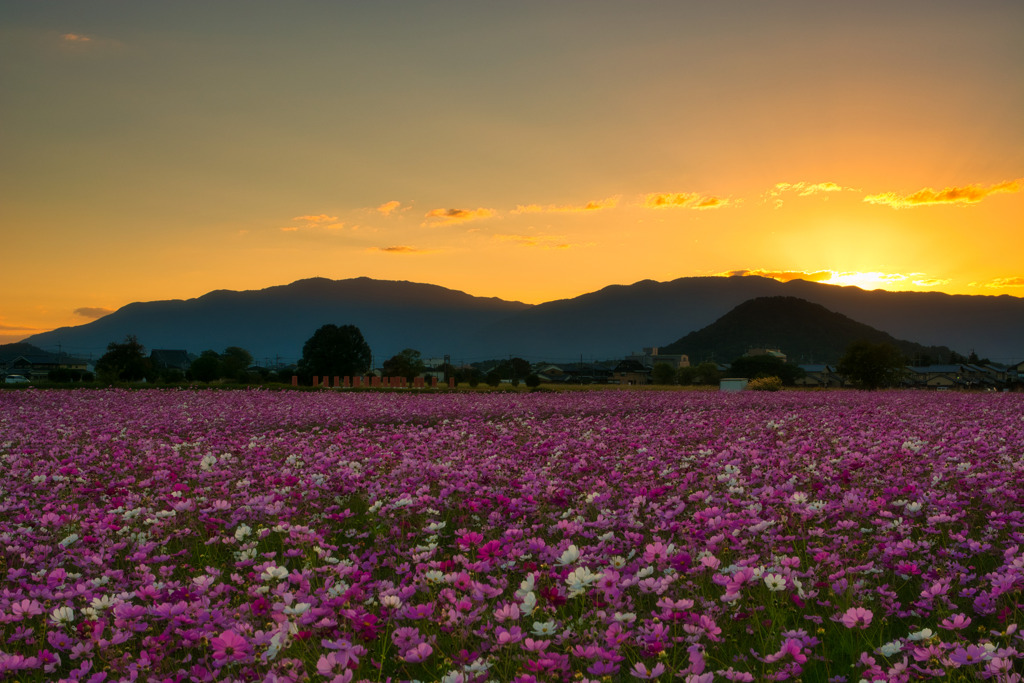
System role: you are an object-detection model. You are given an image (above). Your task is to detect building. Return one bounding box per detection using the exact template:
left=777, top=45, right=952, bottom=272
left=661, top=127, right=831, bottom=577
left=626, top=347, right=690, bottom=369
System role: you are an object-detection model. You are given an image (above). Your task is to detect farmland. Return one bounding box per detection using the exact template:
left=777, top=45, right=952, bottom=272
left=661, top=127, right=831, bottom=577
left=1, top=388, right=1023, bottom=682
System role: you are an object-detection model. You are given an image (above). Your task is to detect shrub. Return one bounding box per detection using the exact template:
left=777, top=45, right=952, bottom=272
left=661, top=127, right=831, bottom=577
left=747, top=375, right=783, bottom=391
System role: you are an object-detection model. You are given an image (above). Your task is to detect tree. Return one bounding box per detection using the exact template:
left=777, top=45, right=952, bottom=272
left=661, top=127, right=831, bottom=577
left=298, top=324, right=372, bottom=379
left=382, top=348, right=427, bottom=383
left=694, top=361, right=722, bottom=386
left=188, top=350, right=222, bottom=383
left=651, top=362, right=676, bottom=385
left=495, top=357, right=532, bottom=382
left=525, top=373, right=541, bottom=388
left=221, top=346, right=254, bottom=381
left=837, top=340, right=906, bottom=390
left=96, top=335, right=153, bottom=383
left=676, top=366, right=697, bottom=385
left=728, top=355, right=805, bottom=385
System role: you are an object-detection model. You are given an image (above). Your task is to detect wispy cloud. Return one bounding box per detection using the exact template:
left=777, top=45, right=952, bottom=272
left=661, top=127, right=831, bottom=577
left=970, top=276, right=1024, bottom=288
left=723, top=269, right=952, bottom=290
left=293, top=214, right=338, bottom=224
left=62, top=33, right=92, bottom=43
left=912, top=277, right=952, bottom=287
left=282, top=214, right=345, bottom=231
left=765, top=181, right=856, bottom=207
left=863, top=178, right=1023, bottom=208
left=493, top=233, right=573, bottom=249
left=376, top=200, right=402, bottom=216
left=369, top=245, right=431, bottom=254
left=512, top=196, right=620, bottom=214
left=423, top=207, right=497, bottom=226
left=73, top=307, right=114, bottom=319
left=722, top=269, right=835, bottom=283
left=0, top=323, right=41, bottom=332
left=642, top=192, right=732, bottom=210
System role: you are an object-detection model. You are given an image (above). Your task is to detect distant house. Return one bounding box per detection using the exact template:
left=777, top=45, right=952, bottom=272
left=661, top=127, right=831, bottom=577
left=150, top=349, right=192, bottom=371
left=795, top=364, right=841, bottom=388
left=1, top=350, right=88, bottom=380
left=626, top=347, right=690, bottom=369
left=613, top=359, right=651, bottom=385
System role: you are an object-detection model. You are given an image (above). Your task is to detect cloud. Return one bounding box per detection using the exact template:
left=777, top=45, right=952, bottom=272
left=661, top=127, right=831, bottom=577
left=971, top=277, right=1024, bottom=288
left=493, top=233, right=573, bottom=249
left=293, top=214, right=338, bottom=224
left=512, top=196, right=620, bottom=214
left=62, top=33, right=92, bottom=42
left=423, top=207, right=497, bottom=226
left=376, top=200, right=402, bottom=216
left=370, top=245, right=427, bottom=254
left=723, top=269, right=953, bottom=290
left=765, top=181, right=856, bottom=207
left=0, top=323, right=40, bottom=332
left=642, top=192, right=732, bottom=210
left=282, top=214, right=345, bottom=231
left=863, top=178, right=1023, bottom=208
left=73, top=307, right=114, bottom=319
left=722, top=269, right=835, bottom=283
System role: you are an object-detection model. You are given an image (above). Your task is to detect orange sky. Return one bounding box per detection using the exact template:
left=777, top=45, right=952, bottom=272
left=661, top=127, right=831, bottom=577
left=2, top=1, right=1022, bottom=346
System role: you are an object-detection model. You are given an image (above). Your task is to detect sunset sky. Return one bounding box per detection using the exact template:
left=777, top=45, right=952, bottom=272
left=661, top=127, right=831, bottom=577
left=2, top=1, right=1022, bottom=345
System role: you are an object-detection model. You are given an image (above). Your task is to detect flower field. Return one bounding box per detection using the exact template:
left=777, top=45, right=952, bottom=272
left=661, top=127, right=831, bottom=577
left=2, top=388, right=1024, bottom=682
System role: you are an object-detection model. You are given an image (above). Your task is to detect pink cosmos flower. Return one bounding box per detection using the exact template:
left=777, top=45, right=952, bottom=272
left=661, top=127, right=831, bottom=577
left=949, top=644, right=989, bottom=666
left=11, top=599, right=44, bottom=620
left=630, top=661, right=666, bottom=679
left=940, top=613, right=972, bottom=630
left=840, top=607, right=873, bottom=629
left=210, top=629, right=251, bottom=665
left=402, top=642, right=433, bottom=663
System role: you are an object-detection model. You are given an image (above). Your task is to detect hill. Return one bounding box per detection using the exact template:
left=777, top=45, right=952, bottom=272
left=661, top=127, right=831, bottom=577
left=660, top=296, right=956, bottom=364
left=22, top=275, right=1024, bottom=364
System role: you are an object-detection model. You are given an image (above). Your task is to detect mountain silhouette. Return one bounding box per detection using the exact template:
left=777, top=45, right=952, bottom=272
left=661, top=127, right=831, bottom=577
left=22, top=275, right=1024, bottom=364
left=661, top=296, right=955, bottom=364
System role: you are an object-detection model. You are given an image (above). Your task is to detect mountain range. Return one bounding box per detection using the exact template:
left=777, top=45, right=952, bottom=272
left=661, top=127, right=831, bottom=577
left=23, top=276, right=1024, bottom=364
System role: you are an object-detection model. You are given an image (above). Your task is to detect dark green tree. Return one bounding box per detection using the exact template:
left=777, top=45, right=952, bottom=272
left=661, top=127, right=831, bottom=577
left=221, top=346, right=254, bottom=381
left=525, top=373, right=541, bottom=388
left=382, top=348, right=427, bottom=383
left=298, top=324, right=372, bottom=379
left=96, top=335, right=153, bottom=383
left=729, top=355, right=805, bottom=385
left=485, top=370, right=501, bottom=387
left=676, top=366, right=697, bottom=385
left=188, top=350, right=222, bottom=382
left=495, top=357, right=532, bottom=382
left=837, top=340, right=906, bottom=390
left=651, top=362, right=677, bottom=385
left=694, top=361, right=722, bottom=386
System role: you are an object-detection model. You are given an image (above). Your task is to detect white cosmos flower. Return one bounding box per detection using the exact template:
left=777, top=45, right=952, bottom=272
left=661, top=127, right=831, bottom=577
left=520, top=591, right=537, bottom=615
left=556, top=544, right=580, bottom=566
left=282, top=602, right=311, bottom=616
left=50, top=606, right=75, bottom=625
left=764, top=573, right=786, bottom=592
left=261, top=564, right=289, bottom=582
left=531, top=620, right=557, bottom=636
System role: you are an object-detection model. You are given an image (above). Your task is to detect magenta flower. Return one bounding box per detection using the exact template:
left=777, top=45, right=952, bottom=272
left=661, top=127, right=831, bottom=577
left=940, top=613, right=972, bottom=630
left=630, top=661, right=666, bottom=679
left=840, top=607, right=873, bottom=629
left=949, top=644, right=988, bottom=666
left=210, top=629, right=251, bottom=665
left=402, top=642, right=433, bottom=663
